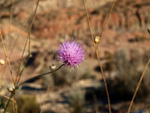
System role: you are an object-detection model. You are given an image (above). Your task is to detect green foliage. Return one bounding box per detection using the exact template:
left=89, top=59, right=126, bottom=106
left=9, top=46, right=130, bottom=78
left=68, top=90, right=85, bottom=113
left=8, top=95, right=40, bottom=113
left=0, top=98, right=4, bottom=109
left=110, top=48, right=150, bottom=101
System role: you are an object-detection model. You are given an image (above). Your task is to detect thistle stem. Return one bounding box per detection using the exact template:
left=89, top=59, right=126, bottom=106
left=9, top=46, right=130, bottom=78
left=17, top=64, right=64, bottom=88
left=3, top=64, right=64, bottom=113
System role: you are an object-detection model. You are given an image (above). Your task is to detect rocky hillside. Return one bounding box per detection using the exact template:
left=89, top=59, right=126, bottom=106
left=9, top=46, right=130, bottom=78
left=0, top=0, right=150, bottom=70
left=0, top=0, right=150, bottom=113
left=31, top=0, right=150, bottom=38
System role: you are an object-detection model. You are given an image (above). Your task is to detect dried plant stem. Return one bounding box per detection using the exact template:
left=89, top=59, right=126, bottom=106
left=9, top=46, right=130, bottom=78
left=10, top=1, right=18, bottom=113
left=127, top=59, right=150, bottom=113
left=3, top=64, right=64, bottom=113
left=12, top=94, right=18, bottom=113
left=82, top=0, right=116, bottom=112
left=28, top=0, right=40, bottom=55
left=9, top=0, right=14, bottom=33
left=3, top=1, right=40, bottom=112
left=0, top=94, right=17, bottom=113
left=15, top=0, right=40, bottom=85
left=16, top=56, right=31, bottom=86
left=83, top=0, right=95, bottom=42
left=14, top=90, right=18, bottom=113
left=3, top=92, right=14, bottom=113
left=17, top=64, right=64, bottom=87
left=0, top=95, right=16, bottom=103
left=0, top=29, right=15, bottom=83
left=95, top=46, right=111, bottom=113
left=0, top=64, right=6, bottom=87
left=99, top=0, right=117, bottom=38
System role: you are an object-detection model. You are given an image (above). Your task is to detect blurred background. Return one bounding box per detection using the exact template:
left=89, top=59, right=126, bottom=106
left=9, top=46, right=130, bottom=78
left=0, top=0, right=150, bottom=113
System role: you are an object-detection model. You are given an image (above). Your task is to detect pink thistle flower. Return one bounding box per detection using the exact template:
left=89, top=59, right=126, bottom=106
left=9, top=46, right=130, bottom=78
left=57, top=41, right=85, bottom=67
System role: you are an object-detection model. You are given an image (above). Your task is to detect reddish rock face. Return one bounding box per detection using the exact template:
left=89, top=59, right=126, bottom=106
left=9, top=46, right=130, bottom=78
left=0, top=0, right=150, bottom=64
left=30, top=0, right=150, bottom=39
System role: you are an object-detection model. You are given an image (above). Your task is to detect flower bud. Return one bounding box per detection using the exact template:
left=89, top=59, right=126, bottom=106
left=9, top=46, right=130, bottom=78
left=0, top=59, right=5, bottom=65
left=7, top=85, right=15, bottom=92
left=94, top=36, right=100, bottom=43
left=49, top=64, right=56, bottom=70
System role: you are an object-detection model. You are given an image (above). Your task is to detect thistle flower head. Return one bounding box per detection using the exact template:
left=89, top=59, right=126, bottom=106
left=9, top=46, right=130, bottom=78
left=57, top=41, right=85, bottom=67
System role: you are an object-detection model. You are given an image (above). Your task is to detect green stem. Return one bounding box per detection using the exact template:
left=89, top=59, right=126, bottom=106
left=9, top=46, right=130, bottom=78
left=17, top=64, right=64, bottom=88
left=3, top=64, right=64, bottom=113
left=3, top=92, right=14, bottom=113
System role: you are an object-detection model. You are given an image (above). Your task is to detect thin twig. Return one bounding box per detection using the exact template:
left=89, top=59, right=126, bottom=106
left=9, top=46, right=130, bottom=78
left=83, top=0, right=117, bottom=112
left=9, top=0, right=14, bottom=34
left=0, top=95, right=16, bottom=103
left=9, top=1, right=18, bottom=112
left=95, top=46, right=111, bottom=113
left=16, top=56, right=32, bottom=86
left=0, top=29, right=15, bottom=83
left=0, top=63, right=6, bottom=88
left=17, top=64, right=64, bottom=88
left=7, top=0, right=15, bottom=51
left=99, top=0, right=117, bottom=39
left=3, top=92, right=14, bottom=113
left=83, top=0, right=111, bottom=113
left=83, top=0, right=95, bottom=42
left=15, top=0, right=40, bottom=85
left=3, top=64, right=64, bottom=113
left=28, top=0, right=40, bottom=55
left=127, top=59, right=150, bottom=113
left=7, top=1, right=17, bottom=112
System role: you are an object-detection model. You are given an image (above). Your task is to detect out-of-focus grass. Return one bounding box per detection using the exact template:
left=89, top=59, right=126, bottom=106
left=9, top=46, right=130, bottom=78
left=8, top=95, right=40, bottom=113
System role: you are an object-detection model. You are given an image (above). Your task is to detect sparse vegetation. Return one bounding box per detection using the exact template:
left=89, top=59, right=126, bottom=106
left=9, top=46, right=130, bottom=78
left=8, top=95, right=40, bottom=113
left=68, top=90, right=85, bottom=113
left=109, top=48, right=150, bottom=101
left=0, top=0, right=150, bottom=113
